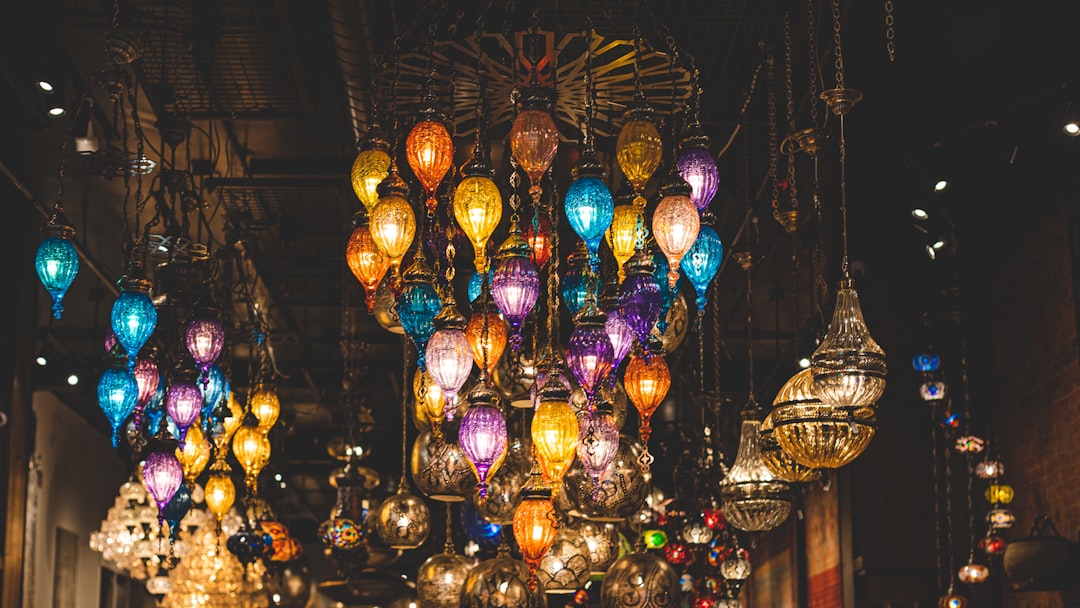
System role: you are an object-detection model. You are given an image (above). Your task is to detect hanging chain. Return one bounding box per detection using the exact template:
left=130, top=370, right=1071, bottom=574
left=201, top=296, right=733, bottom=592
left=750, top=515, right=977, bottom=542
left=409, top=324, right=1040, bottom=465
left=401, top=338, right=410, bottom=482
left=632, top=23, right=643, bottom=97
left=931, top=407, right=944, bottom=595
left=765, top=51, right=780, bottom=219
left=584, top=16, right=596, bottom=150
left=944, top=410, right=955, bottom=595
left=838, top=112, right=850, bottom=278
left=831, top=0, right=845, bottom=89
left=807, top=0, right=820, bottom=127
left=782, top=13, right=799, bottom=216
left=444, top=502, right=455, bottom=552
left=745, top=256, right=755, bottom=402
left=959, top=335, right=976, bottom=560
left=509, top=157, right=522, bottom=224
left=547, top=167, right=561, bottom=344
left=711, top=281, right=721, bottom=393
left=884, top=0, right=896, bottom=63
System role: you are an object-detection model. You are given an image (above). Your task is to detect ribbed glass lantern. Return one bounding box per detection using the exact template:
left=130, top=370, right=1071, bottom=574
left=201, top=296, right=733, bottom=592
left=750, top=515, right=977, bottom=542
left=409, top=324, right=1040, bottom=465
left=532, top=379, right=580, bottom=489
left=426, top=303, right=474, bottom=421
left=176, top=421, right=211, bottom=487
left=406, top=93, right=454, bottom=215
left=607, top=204, right=642, bottom=284
left=398, top=258, right=443, bottom=370
left=165, top=364, right=203, bottom=443
left=98, top=360, right=139, bottom=447
left=35, top=203, right=80, bottom=319
left=759, top=410, right=820, bottom=484
left=467, top=289, right=508, bottom=377
left=491, top=226, right=539, bottom=352
left=185, top=312, right=224, bottom=375
left=564, top=434, right=649, bottom=522
left=770, top=368, right=877, bottom=469
left=375, top=484, right=432, bottom=550
left=561, top=242, right=591, bottom=317
left=564, top=151, right=614, bottom=268
left=566, top=304, right=614, bottom=405
left=619, top=250, right=663, bottom=348
left=676, top=122, right=719, bottom=212
left=510, top=87, right=559, bottom=203
left=346, top=219, right=391, bottom=313
left=454, top=149, right=503, bottom=273
left=143, top=449, right=184, bottom=514
left=600, top=540, right=680, bottom=608
left=680, top=221, right=724, bottom=315
left=459, top=383, right=509, bottom=501
left=111, top=262, right=158, bottom=371
left=523, top=213, right=554, bottom=269
left=616, top=97, right=663, bottom=210
left=197, top=364, right=227, bottom=423
left=513, top=479, right=559, bottom=589
left=351, top=125, right=392, bottom=213
left=601, top=287, right=636, bottom=376
left=623, top=342, right=670, bottom=445
left=809, top=279, right=887, bottom=407
left=652, top=172, right=700, bottom=290
left=370, top=168, right=417, bottom=279
left=719, top=403, right=793, bottom=532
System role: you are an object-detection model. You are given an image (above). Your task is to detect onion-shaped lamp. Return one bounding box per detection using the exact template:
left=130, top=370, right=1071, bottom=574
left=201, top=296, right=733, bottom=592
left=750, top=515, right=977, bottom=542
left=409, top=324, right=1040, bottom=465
left=406, top=90, right=454, bottom=215
left=35, top=203, right=80, bottom=319
left=602, top=292, right=636, bottom=378
left=770, top=368, right=877, bottom=469
left=232, top=415, right=271, bottom=494
left=454, top=144, right=503, bottom=273
left=414, top=369, right=451, bottom=439
left=369, top=166, right=417, bottom=282
left=616, top=95, right=663, bottom=210
left=532, top=378, right=580, bottom=490
left=564, top=150, right=614, bottom=269
left=809, top=279, right=887, bottom=407
left=623, top=340, right=670, bottom=446
left=133, top=356, right=160, bottom=409
left=566, top=303, right=614, bottom=405
left=185, top=312, right=224, bottom=375
left=143, top=448, right=183, bottom=516
left=111, top=259, right=158, bottom=371
left=759, top=410, right=820, bottom=484
left=607, top=204, right=642, bottom=284
left=537, top=520, right=591, bottom=594
left=459, top=382, right=509, bottom=501
left=165, top=363, right=203, bottom=443
left=248, top=384, right=280, bottom=434
left=619, top=249, right=662, bottom=348
left=652, top=171, right=700, bottom=290
left=176, top=420, right=211, bottom=487
left=204, top=459, right=236, bottom=523
left=426, top=302, right=474, bottom=421
left=351, top=123, right=392, bottom=213
left=680, top=218, right=724, bottom=315
left=98, top=359, right=139, bottom=447
left=575, top=408, right=620, bottom=498
left=417, top=537, right=472, bottom=608
left=676, top=120, right=720, bottom=213
left=600, top=537, right=680, bottom=608
left=375, top=483, right=431, bottom=549
left=399, top=257, right=443, bottom=370
left=198, top=364, right=228, bottom=425
left=466, top=289, right=508, bottom=377
left=491, top=225, right=539, bottom=351
left=346, top=217, right=391, bottom=313
left=511, top=86, right=559, bottom=203
left=523, top=212, right=554, bottom=269
left=561, top=242, right=591, bottom=318
left=513, top=475, right=559, bottom=590
left=719, top=401, right=793, bottom=532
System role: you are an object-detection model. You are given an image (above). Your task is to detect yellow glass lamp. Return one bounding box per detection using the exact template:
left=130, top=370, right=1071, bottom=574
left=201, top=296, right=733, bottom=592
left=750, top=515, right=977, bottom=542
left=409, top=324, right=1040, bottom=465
left=232, top=417, right=271, bottom=493
left=346, top=220, right=390, bottom=313
left=175, top=420, right=211, bottom=487
left=350, top=125, right=391, bottom=213
left=466, top=288, right=508, bottom=376
left=510, top=87, right=559, bottom=202
left=453, top=146, right=503, bottom=273
left=531, top=379, right=579, bottom=490
left=413, top=368, right=449, bottom=433
left=405, top=93, right=454, bottom=215
left=203, top=459, right=236, bottom=522
left=214, top=392, right=245, bottom=454
left=370, top=167, right=417, bottom=282
left=616, top=98, right=663, bottom=209
left=607, top=204, right=643, bottom=284
left=760, top=410, right=820, bottom=484
left=249, top=385, right=281, bottom=434
left=985, top=484, right=1014, bottom=505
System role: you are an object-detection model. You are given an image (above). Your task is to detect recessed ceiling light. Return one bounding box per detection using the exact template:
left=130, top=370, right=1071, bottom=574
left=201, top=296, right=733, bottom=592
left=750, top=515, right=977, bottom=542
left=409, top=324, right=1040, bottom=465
left=36, top=80, right=55, bottom=93
left=912, top=208, right=928, bottom=220
left=35, top=355, right=47, bottom=366
left=932, top=240, right=946, bottom=250
left=934, top=180, right=949, bottom=192
left=47, top=106, right=66, bottom=117
left=66, top=373, right=79, bottom=386
left=926, top=245, right=937, bottom=260
left=1065, top=121, right=1080, bottom=136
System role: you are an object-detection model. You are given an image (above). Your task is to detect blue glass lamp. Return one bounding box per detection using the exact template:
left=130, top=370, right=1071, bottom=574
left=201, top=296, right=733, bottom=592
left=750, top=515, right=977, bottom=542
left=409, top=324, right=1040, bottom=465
left=98, top=360, right=139, bottom=447
left=564, top=150, right=614, bottom=270
left=398, top=255, right=442, bottom=370
left=652, top=250, right=680, bottom=336
left=680, top=216, right=724, bottom=315
left=912, top=354, right=941, bottom=373
left=35, top=203, right=80, bottom=319
left=468, top=267, right=494, bottom=303
left=561, top=242, right=591, bottom=317
left=110, top=259, right=157, bottom=371
left=199, top=364, right=229, bottom=425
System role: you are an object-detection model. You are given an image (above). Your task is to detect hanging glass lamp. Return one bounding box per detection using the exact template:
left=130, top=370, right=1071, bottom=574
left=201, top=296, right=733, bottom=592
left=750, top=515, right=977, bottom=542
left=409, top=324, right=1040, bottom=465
left=346, top=216, right=391, bottom=313
left=204, top=459, right=236, bottom=522
left=461, top=540, right=535, bottom=608
left=98, top=359, right=139, bottom=447
left=619, top=249, right=662, bottom=348
left=652, top=171, right=700, bottom=290
left=719, top=402, right=793, bottom=532
left=531, top=378, right=580, bottom=490
left=426, top=302, right=474, bottom=422
left=175, top=420, right=211, bottom=487
left=473, top=438, right=531, bottom=526
left=616, top=95, right=663, bottom=210
left=110, top=259, right=157, bottom=371
left=459, top=383, right=509, bottom=501
left=759, top=410, right=820, bottom=484
left=809, top=279, right=887, bottom=407
left=602, top=290, right=636, bottom=378
left=375, top=483, right=432, bottom=549
left=165, top=363, right=202, bottom=443
left=249, top=384, right=281, bottom=433
left=537, top=520, right=591, bottom=594
left=680, top=217, right=724, bottom=315
left=623, top=341, right=670, bottom=445
left=351, top=122, right=392, bottom=213
left=564, top=150, right=615, bottom=269
left=510, top=86, right=559, bottom=203
left=523, top=212, right=554, bottom=269
left=454, top=145, right=503, bottom=273
left=370, top=167, right=417, bottom=282
left=232, top=416, right=271, bottom=493
left=133, top=356, right=160, bottom=409
left=406, top=97, right=455, bottom=216
left=607, top=204, right=642, bottom=284
left=513, top=477, right=559, bottom=590
left=35, top=202, right=79, bottom=319
left=185, top=312, right=224, bottom=375
left=411, top=430, right=476, bottom=502
left=491, top=224, right=539, bottom=351
left=561, top=241, right=591, bottom=317
left=143, top=448, right=184, bottom=514
left=466, top=288, right=508, bottom=377
left=676, top=119, right=720, bottom=213
left=417, top=539, right=472, bottom=608
left=566, top=303, right=614, bottom=405
left=600, top=537, right=681, bottom=608
left=198, top=364, right=228, bottom=425
left=575, top=408, right=620, bottom=497
left=564, top=433, right=649, bottom=522
left=398, top=257, right=443, bottom=370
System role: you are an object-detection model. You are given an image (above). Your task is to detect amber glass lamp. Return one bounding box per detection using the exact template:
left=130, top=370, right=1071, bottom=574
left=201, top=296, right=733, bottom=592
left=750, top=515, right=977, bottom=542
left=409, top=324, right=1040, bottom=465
left=623, top=341, right=670, bottom=446
left=232, top=416, right=271, bottom=494
left=651, top=172, right=701, bottom=289
left=770, top=368, right=876, bottom=469
left=454, top=144, right=503, bottom=273
left=346, top=218, right=391, bottom=313
left=204, top=459, right=236, bottom=522
left=759, top=410, right=820, bottom=484
left=175, top=420, right=211, bottom=487
left=414, top=368, right=451, bottom=440
left=513, top=476, right=559, bottom=590
left=351, top=123, right=392, bottom=213
left=406, top=91, right=455, bottom=215
left=510, top=86, right=559, bottom=202
left=249, top=384, right=281, bottom=434
left=370, top=167, right=417, bottom=281
left=531, top=378, right=580, bottom=490
left=607, top=204, right=642, bottom=283
left=466, top=288, right=508, bottom=377
left=616, top=95, right=663, bottom=210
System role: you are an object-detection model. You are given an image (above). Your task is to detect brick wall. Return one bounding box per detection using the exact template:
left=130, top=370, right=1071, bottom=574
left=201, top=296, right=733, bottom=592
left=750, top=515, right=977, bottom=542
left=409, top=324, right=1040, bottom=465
left=991, top=204, right=1080, bottom=608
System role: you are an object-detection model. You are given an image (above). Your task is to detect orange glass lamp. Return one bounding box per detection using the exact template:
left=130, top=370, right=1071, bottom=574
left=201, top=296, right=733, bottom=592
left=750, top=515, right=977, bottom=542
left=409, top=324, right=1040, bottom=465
left=232, top=416, right=271, bottom=494
left=350, top=124, right=392, bottom=213
left=346, top=218, right=390, bottom=313
left=652, top=172, right=701, bottom=289
left=607, top=204, right=642, bottom=283
left=623, top=342, right=671, bottom=445
left=616, top=95, right=663, bottom=210
left=249, top=385, right=281, bottom=434
left=176, top=420, right=211, bottom=487
left=466, top=288, right=508, bottom=377
left=370, top=167, right=417, bottom=282
left=453, top=144, right=503, bottom=273
left=513, top=475, right=559, bottom=590
left=531, top=379, right=579, bottom=490
left=405, top=91, right=455, bottom=215
left=203, top=459, right=236, bottom=523
left=510, top=86, right=559, bottom=203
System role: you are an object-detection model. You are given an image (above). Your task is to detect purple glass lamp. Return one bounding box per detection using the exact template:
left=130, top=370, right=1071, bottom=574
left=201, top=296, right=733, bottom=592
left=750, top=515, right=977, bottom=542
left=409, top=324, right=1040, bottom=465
left=185, top=310, right=225, bottom=376
left=601, top=284, right=635, bottom=377
left=459, top=382, right=508, bottom=501
left=491, top=224, right=539, bottom=352
left=166, top=362, right=203, bottom=443
left=425, top=301, right=473, bottom=421
left=566, top=303, right=614, bottom=406
left=143, top=449, right=184, bottom=517
left=618, top=249, right=663, bottom=349
left=676, top=119, right=719, bottom=213
left=576, top=407, right=620, bottom=497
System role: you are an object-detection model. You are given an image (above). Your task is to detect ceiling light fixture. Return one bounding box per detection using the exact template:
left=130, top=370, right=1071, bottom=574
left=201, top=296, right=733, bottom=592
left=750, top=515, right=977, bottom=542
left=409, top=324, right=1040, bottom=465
left=67, top=373, right=79, bottom=386
left=36, top=80, right=55, bottom=93
left=926, top=245, right=937, bottom=260
left=932, top=240, right=946, bottom=250
left=1065, top=121, right=1080, bottom=136
left=934, top=179, right=949, bottom=192
left=47, top=105, right=66, bottom=117
left=912, top=208, right=928, bottom=220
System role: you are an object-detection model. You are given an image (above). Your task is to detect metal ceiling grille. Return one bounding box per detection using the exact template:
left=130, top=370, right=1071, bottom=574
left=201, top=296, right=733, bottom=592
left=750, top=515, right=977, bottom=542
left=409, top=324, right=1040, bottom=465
left=215, top=182, right=346, bottom=233
left=129, top=0, right=307, bottom=118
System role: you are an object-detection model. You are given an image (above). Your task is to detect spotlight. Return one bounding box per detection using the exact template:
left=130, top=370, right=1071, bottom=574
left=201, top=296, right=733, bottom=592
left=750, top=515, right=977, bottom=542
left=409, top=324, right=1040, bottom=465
left=36, top=80, right=55, bottom=93
left=35, top=355, right=47, bottom=367
left=926, top=245, right=937, bottom=260
left=1065, top=121, right=1080, bottom=136
left=47, top=106, right=66, bottom=118
left=274, top=473, right=283, bottom=482
left=66, top=373, right=79, bottom=386
left=798, top=357, right=811, bottom=369
left=279, top=481, right=287, bottom=489
left=911, top=208, right=928, bottom=220
left=932, top=240, right=946, bottom=250
left=934, top=180, right=949, bottom=192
